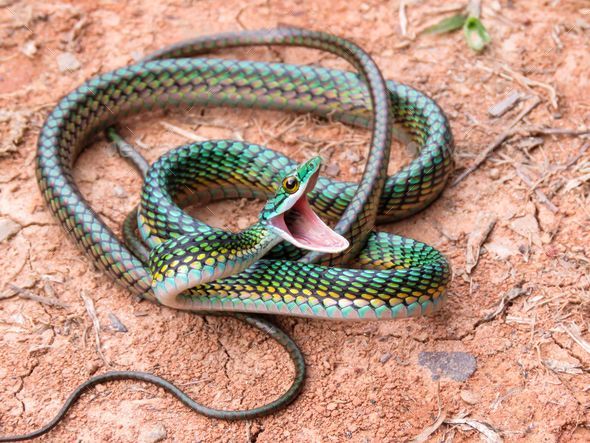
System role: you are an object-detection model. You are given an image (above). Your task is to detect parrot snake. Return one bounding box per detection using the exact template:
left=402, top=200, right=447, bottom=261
left=1, top=28, right=453, bottom=440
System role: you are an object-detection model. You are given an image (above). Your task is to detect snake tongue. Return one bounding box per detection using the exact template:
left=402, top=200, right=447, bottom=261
left=271, top=195, right=349, bottom=253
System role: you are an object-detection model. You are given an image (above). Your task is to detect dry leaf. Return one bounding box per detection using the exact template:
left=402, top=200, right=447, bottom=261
left=466, top=212, right=497, bottom=274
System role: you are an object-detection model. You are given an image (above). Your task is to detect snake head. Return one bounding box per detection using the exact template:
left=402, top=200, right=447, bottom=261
left=260, top=156, right=349, bottom=254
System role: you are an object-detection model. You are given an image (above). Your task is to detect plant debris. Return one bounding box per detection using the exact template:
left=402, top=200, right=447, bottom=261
left=444, top=416, right=503, bottom=442
left=465, top=212, right=497, bottom=274
left=81, top=291, right=111, bottom=366
left=1, top=1, right=589, bottom=441
left=475, top=286, right=529, bottom=327
left=488, top=91, right=522, bottom=118
left=7, top=284, right=70, bottom=308
left=108, top=312, right=128, bottom=333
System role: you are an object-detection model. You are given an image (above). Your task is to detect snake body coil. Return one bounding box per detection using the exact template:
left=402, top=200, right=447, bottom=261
left=1, top=28, right=453, bottom=440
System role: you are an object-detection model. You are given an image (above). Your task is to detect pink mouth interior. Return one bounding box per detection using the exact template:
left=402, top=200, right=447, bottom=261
left=270, top=194, right=349, bottom=254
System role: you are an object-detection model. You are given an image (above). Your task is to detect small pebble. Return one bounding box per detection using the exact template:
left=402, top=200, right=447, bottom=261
left=488, top=168, right=501, bottom=180
left=485, top=238, right=518, bottom=260
left=325, top=163, right=340, bottom=177
left=0, top=217, right=21, bottom=243
left=57, top=52, right=81, bottom=72
left=418, top=351, right=477, bottom=382
left=509, top=214, right=541, bottom=246
left=460, top=389, right=481, bottom=405
left=131, top=50, right=144, bottom=62
left=108, top=312, right=128, bottom=333
left=102, top=12, right=121, bottom=27
left=21, top=40, right=37, bottom=58
left=113, top=185, right=128, bottom=199
left=10, top=312, right=26, bottom=325
left=86, top=361, right=100, bottom=375
left=139, top=424, right=167, bottom=443
left=344, top=150, right=361, bottom=163
left=379, top=353, right=392, bottom=364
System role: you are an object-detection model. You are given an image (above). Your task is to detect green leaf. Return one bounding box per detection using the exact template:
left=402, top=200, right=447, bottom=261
left=463, top=17, right=491, bottom=52
left=422, top=14, right=467, bottom=35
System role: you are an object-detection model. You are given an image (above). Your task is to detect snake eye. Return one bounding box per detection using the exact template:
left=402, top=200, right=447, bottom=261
left=282, top=176, right=299, bottom=194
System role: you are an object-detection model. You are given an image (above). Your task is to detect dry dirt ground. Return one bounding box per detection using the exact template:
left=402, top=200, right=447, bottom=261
left=1, top=0, right=590, bottom=442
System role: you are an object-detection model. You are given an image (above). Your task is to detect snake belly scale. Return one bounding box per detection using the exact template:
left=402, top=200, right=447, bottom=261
left=1, top=28, right=453, bottom=440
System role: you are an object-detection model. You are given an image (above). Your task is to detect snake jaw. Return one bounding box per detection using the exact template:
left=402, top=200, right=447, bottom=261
left=268, top=170, right=349, bottom=254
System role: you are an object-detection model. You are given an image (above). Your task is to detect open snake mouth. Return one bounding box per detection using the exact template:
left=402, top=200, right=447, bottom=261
left=269, top=170, right=349, bottom=254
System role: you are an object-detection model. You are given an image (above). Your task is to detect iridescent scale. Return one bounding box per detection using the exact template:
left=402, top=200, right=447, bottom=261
left=37, top=28, right=454, bottom=320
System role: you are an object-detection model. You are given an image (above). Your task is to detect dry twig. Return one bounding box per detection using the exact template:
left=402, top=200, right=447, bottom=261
left=453, top=121, right=589, bottom=188
left=542, top=359, right=583, bottom=375
left=561, top=322, right=590, bottom=355
left=516, top=126, right=590, bottom=137
left=529, top=141, right=589, bottom=190
left=411, top=412, right=447, bottom=443
left=475, top=286, right=529, bottom=327
left=399, top=0, right=409, bottom=37
left=512, top=164, right=559, bottom=213
left=488, top=91, right=522, bottom=118
left=444, top=417, right=503, bottom=442
left=498, top=141, right=589, bottom=211
left=452, top=96, right=542, bottom=186
left=80, top=291, right=111, bottom=366
left=476, top=61, right=558, bottom=109
left=262, top=115, right=306, bottom=145
left=160, top=121, right=206, bottom=142
left=465, top=212, right=497, bottom=274
left=7, top=284, right=70, bottom=308
left=501, top=65, right=559, bottom=109
left=423, top=3, right=466, bottom=15
left=410, top=380, right=446, bottom=442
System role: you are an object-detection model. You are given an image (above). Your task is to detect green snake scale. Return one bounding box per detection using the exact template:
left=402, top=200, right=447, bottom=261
left=1, top=28, right=453, bottom=440
left=140, top=140, right=451, bottom=319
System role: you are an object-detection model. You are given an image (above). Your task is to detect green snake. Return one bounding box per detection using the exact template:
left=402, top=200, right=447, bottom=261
left=1, top=28, right=453, bottom=440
